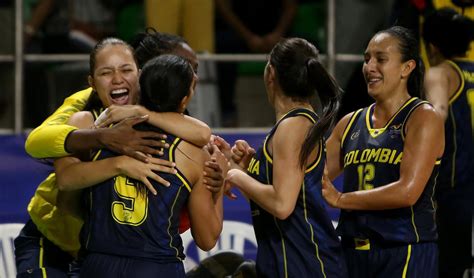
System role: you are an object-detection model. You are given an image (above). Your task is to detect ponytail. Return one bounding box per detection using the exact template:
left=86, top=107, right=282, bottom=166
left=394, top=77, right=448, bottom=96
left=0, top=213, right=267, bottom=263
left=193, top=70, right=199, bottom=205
left=299, top=59, right=342, bottom=168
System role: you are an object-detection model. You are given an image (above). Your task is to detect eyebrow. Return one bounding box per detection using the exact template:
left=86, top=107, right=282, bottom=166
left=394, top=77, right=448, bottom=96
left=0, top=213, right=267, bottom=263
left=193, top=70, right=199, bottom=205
left=96, top=63, right=135, bottom=71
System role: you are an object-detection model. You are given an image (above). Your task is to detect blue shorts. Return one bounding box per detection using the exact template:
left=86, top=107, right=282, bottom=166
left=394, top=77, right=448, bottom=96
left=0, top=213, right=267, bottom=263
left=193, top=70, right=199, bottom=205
left=341, top=238, right=438, bottom=278
left=80, top=253, right=185, bottom=278
left=14, top=219, right=75, bottom=278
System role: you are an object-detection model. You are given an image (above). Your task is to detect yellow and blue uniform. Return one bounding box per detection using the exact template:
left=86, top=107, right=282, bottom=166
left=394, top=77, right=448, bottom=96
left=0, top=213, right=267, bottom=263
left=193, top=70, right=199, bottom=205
left=15, top=88, right=92, bottom=277
left=247, top=108, right=347, bottom=278
left=339, top=97, right=440, bottom=277
left=436, top=59, right=474, bottom=277
left=80, top=124, right=189, bottom=278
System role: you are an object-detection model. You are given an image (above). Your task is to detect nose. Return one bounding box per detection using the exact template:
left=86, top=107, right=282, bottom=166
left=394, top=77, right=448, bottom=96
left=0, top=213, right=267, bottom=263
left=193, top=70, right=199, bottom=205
left=111, top=71, right=124, bottom=84
left=364, top=58, right=377, bottom=73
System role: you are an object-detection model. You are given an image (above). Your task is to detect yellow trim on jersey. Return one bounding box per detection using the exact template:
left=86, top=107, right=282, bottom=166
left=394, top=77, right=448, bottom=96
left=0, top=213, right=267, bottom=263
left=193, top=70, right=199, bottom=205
left=410, top=206, right=420, bottom=243
left=449, top=108, right=457, bottom=187
left=366, top=98, right=418, bottom=138
left=168, top=137, right=181, bottom=163
left=302, top=180, right=327, bottom=278
left=176, top=174, right=192, bottom=192
left=263, top=135, right=272, bottom=164
left=274, top=218, right=288, bottom=278
left=400, top=100, right=430, bottom=141
left=39, top=237, right=47, bottom=277
left=168, top=185, right=184, bottom=260
left=402, top=244, right=412, bottom=278
left=341, top=109, right=363, bottom=148
left=446, top=60, right=465, bottom=105
left=354, top=238, right=370, bottom=251
left=305, top=142, right=323, bottom=173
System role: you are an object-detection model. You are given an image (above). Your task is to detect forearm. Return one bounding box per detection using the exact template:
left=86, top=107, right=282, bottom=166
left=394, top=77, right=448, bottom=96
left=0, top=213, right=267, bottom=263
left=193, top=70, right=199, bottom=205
left=189, top=188, right=223, bottom=250
left=233, top=172, right=288, bottom=218
left=56, top=157, right=122, bottom=191
left=64, top=128, right=106, bottom=154
left=147, top=111, right=211, bottom=147
left=25, top=88, right=91, bottom=158
left=338, top=181, right=419, bottom=210
left=215, top=0, right=255, bottom=41
left=274, top=0, right=297, bottom=34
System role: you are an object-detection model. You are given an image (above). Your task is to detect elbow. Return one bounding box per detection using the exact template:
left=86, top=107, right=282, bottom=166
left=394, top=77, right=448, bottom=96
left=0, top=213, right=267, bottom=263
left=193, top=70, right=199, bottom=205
left=55, top=175, right=70, bottom=191
left=273, top=204, right=294, bottom=220
left=402, top=187, right=420, bottom=207
left=200, top=127, right=212, bottom=146
left=194, top=231, right=220, bottom=251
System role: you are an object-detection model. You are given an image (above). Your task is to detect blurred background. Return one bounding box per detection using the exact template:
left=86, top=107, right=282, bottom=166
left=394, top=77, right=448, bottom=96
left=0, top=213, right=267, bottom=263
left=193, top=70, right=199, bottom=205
left=0, top=0, right=472, bottom=276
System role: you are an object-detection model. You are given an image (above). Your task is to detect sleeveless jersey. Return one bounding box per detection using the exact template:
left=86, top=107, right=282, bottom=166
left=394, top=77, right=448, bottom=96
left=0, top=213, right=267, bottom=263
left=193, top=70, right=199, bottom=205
left=247, top=108, right=347, bottom=278
left=437, top=60, right=474, bottom=195
left=81, top=124, right=192, bottom=262
left=338, top=97, right=440, bottom=243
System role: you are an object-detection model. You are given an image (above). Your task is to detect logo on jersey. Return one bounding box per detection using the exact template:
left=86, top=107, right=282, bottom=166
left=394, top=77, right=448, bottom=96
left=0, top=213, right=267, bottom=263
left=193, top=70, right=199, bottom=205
left=350, top=129, right=360, bottom=140
left=389, top=124, right=402, bottom=138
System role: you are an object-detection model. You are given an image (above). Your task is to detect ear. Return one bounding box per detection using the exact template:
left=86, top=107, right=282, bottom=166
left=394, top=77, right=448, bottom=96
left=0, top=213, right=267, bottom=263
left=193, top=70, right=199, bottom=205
left=401, top=59, right=416, bottom=79
left=88, top=75, right=95, bottom=90
left=179, top=95, right=189, bottom=113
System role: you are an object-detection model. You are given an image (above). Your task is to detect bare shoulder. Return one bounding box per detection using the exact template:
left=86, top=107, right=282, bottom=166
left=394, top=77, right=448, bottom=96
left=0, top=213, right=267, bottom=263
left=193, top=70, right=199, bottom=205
left=407, top=103, right=443, bottom=129
left=175, top=140, right=210, bottom=184
left=68, top=111, right=94, bottom=128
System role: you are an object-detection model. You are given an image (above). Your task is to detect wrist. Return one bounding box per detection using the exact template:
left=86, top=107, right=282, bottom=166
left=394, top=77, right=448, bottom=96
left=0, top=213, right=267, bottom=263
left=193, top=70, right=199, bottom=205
left=136, top=105, right=148, bottom=117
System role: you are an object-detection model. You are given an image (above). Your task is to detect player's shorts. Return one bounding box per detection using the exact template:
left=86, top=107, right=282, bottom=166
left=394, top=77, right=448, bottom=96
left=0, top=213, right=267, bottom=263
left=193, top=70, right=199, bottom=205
left=80, top=252, right=185, bottom=278
left=14, top=219, right=74, bottom=278
left=341, top=237, right=438, bottom=278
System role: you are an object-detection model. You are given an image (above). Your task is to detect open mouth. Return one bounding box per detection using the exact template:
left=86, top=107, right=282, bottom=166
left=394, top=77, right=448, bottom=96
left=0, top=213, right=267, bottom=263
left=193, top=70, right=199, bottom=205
left=110, top=88, right=129, bottom=105
left=366, top=77, right=382, bottom=86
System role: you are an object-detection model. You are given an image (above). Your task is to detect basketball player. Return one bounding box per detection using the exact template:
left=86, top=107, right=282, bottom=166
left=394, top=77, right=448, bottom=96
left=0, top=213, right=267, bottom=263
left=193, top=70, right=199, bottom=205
left=323, top=26, right=444, bottom=277
left=423, top=8, right=474, bottom=277
left=224, top=38, right=348, bottom=277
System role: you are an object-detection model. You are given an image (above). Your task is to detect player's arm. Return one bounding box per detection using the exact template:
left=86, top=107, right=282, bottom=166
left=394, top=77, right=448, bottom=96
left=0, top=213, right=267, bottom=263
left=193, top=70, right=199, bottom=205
left=54, top=112, right=175, bottom=193
left=226, top=117, right=311, bottom=220
left=25, top=89, right=91, bottom=158
left=96, top=105, right=211, bottom=147
left=424, top=67, right=450, bottom=121
left=322, top=104, right=444, bottom=210
left=326, top=112, right=354, bottom=180
left=186, top=144, right=224, bottom=251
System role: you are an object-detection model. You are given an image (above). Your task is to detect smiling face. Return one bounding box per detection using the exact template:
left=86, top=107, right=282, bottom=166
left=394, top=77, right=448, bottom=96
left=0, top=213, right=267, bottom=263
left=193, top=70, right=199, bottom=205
left=362, top=33, right=412, bottom=100
left=89, top=44, right=139, bottom=107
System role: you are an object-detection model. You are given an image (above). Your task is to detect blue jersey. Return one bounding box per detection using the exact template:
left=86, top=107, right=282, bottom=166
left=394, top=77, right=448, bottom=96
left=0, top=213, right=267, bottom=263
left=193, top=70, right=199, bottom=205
left=81, top=125, right=192, bottom=263
left=437, top=59, right=474, bottom=195
left=338, top=97, right=440, bottom=243
left=247, top=108, right=347, bottom=278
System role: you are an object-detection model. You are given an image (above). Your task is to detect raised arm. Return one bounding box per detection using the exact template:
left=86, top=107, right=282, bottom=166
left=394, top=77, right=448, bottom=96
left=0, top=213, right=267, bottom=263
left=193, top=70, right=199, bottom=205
left=226, top=117, right=312, bottom=220
left=323, top=104, right=444, bottom=210
left=95, top=105, right=211, bottom=147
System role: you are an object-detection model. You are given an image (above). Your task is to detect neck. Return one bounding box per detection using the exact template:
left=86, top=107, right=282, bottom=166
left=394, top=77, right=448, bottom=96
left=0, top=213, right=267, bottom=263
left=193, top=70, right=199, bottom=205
left=274, top=92, right=313, bottom=121
left=372, top=90, right=411, bottom=128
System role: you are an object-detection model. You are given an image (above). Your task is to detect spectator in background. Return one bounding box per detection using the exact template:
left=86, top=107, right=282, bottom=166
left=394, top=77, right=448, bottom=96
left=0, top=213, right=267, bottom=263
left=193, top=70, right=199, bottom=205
left=214, top=0, right=297, bottom=126
left=422, top=8, right=474, bottom=277
left=144, top=0, right=215, bottom=53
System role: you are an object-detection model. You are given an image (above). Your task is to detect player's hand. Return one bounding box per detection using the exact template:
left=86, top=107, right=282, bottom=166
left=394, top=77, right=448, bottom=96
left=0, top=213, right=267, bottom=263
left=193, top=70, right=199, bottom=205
left=231, top=140, right=255, bottom=170
left=223, top=168, right=245, bottom=200
left=204, top=145, right=230, bottom=194
left=99, top=115, right=169, bottom=162
left=95, top=105, right=147, bottom=127
left=321, top=166, right=342, bottom=208
left=116, top=155, right=177, bottom=194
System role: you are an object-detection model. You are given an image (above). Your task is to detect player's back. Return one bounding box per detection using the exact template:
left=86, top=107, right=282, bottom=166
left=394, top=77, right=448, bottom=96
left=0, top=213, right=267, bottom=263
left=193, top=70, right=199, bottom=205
left=81, top=123, right=198, bottom=263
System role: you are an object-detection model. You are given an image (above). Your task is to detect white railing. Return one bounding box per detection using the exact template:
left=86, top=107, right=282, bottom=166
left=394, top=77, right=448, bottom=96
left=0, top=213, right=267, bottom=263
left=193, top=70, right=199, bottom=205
left=5, top=0, right=364, bottom=134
